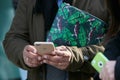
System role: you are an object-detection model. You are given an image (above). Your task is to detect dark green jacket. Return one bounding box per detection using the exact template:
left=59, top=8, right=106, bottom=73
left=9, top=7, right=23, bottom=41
left=3, top=0, right=109, bottom=80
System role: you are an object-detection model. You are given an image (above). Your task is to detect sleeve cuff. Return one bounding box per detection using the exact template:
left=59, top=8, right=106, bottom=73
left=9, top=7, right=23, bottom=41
left=65, top=46, right=84, bottom=72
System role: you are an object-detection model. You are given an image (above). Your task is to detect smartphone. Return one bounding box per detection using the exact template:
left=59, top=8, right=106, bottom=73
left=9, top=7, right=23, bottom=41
left=34, top=42, right=55, bottom=55
left=91, top=52, right=109, bottom=73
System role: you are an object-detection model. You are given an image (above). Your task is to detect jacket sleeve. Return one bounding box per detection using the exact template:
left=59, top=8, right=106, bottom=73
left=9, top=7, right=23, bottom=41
left=3, top=0, right=32, bottom=70
left=115, top=57, right=120, bottom=80
left=65, top=43, right=105, bottom=73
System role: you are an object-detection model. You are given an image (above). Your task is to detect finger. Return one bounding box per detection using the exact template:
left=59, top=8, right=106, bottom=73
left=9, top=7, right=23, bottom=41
left=25, top=51, right=42, bottom=62
left=23, top=45, right=39, bottom=60
left=25, top=57, right=43, bottom=67
left=56, top=46, right=66, bottom=51
left=103, top=68, right=107, bottom=80
left=99, top=72, right=102, bottom=79
left=54, top=50, right=71, bottom=58
left=55, top=51, right=71, bottom=62
left=43, top=55, right=65, bottom=63
left=99, top=66, right=105, bottom=80
left=54, top=50, right=65, bottom=56
left=23, top=52, right=38, bottom=65
left=23, top=45, right=43, bottom=67
left=26, top=45, right=37, bottom=53
left=24, top=57, right=33, bottom=67
left=26, top=50, right=38, bottom=57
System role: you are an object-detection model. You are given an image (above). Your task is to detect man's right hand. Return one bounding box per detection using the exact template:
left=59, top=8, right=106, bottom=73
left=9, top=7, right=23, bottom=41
left=23, top=45, right=43, bottom=67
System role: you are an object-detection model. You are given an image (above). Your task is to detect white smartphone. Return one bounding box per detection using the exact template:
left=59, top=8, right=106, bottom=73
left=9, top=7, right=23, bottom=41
left=34, top=42, right=55, bottom=55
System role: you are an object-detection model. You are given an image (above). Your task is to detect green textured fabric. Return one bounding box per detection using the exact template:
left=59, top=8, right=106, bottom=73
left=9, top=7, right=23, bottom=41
left=47, top=3, right=107, bottom=47
left=0, top=0, right=21, bottom=79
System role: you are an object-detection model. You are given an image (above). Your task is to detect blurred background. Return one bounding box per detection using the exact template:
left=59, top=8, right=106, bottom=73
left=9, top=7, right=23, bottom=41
left=0, top=0, right=27, bottom=80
